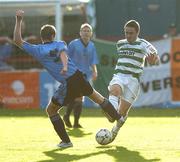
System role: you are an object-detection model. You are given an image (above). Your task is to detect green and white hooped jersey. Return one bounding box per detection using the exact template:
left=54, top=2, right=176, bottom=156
left=115, top=38, right=157, bottom=76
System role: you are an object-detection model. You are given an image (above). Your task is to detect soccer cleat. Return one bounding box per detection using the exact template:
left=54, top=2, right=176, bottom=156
left=57, top=141, right=73, bottom=148
left=63, top=115, right=72, bottom=128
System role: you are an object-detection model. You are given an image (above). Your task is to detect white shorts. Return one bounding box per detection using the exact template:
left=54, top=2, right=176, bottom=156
left=108, top=73, right=140, bottom=104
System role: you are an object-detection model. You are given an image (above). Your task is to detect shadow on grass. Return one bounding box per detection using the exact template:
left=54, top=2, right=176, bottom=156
left=67, top=128, right=93, bottom=138
left=38, top=146, right=160, bottom=162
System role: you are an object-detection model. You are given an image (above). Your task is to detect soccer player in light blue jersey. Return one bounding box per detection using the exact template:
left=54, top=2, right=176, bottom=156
left=63, top=23, right=99, bottom=128
left=14, top=10, right=121, bottom=148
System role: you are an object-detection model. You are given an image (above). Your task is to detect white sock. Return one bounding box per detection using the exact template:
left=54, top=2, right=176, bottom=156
left=109, top=95, right=119, bottom=111
left=116, top=115, right=127, bottom=128
left=112, top=116, right=126, bottom=133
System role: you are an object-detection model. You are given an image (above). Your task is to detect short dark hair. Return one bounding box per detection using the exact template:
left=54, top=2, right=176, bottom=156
left=40, top=24, right=56, bottom=41
left=124, top=20, right=140, bottom=33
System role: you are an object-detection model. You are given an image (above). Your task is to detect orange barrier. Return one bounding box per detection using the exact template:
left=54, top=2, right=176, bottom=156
left=171, top=39, right=180, bottom=101
left=0, top=71, right=39, bottom=109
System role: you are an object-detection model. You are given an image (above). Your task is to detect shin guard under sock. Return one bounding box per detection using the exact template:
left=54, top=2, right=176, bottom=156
left=100, top=98, right=121, bottom=122
left=50, top=114, right=71, bottom=143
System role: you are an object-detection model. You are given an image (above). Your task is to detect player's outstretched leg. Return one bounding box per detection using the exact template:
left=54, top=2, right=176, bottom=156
left=88, top=89, right=121, bottom=123
left=100, top=98, right=121, bottom=122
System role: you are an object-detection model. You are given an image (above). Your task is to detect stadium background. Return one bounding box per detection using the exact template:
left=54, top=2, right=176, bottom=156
left=0, top=0, right=180, bottom=109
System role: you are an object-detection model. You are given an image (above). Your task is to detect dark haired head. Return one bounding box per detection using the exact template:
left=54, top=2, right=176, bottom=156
left=40, top=24, right=56, bottom=42
left=124, top=20, right=140, bottom=33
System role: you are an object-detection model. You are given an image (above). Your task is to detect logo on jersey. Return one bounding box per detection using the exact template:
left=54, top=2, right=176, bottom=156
left=49, top=48, right=60, bottom=62
left=118, top=50, right=135, bottom=56
left=49, top=48, right=58, bottom=56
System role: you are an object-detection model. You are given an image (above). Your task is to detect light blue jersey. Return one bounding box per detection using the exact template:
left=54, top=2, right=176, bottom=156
left=68, top=39, right=99, bottom=80
left=22, top=41, right=77, bottom=83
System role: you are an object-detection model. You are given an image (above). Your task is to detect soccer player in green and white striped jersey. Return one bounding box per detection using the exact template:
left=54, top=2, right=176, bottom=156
left=108, top=20, right=160, bottom=143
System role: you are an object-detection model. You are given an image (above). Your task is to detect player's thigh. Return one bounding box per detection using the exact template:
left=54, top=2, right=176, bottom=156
left=70, top=70, right=93, bottom=97
left=120, top=86, right=139, bottom=116
left=108, top=74, right=124, bottom=97
left=122, top=77, right=140, bottom=105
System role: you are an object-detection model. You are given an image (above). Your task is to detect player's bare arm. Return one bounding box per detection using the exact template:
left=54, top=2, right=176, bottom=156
left=91, top=64, right=98, bottom=81
left=14, top=10, right=25, bottom=47
left=60, top=51, right=68, bottom=75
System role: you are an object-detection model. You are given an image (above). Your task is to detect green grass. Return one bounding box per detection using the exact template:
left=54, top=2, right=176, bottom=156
left=0, top=107, right=180, bottom=162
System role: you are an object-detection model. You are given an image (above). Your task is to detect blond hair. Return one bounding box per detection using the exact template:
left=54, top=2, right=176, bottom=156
left=80, top=23, right=93, bottom=31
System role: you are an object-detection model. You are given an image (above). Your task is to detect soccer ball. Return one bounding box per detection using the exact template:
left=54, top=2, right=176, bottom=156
left=95, top=128, right=112, bottom=145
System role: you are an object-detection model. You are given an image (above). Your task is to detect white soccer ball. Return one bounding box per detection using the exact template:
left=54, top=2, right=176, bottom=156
left=95, top=128, right=112, bottom=145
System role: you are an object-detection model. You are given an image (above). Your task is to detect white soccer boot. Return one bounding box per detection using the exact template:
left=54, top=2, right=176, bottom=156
left=57, top=141, right=73, bottom=148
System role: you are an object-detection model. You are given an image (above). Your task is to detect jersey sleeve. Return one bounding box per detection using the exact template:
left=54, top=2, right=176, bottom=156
left=22, top=42, right=40, bottom=58
left=67, top=41, right=74, bottom=58
left=57, top=41, right=68, bottom=55
left=142, top=39, right=158, bottom=56
left=90, top=43, right=99, bottom=65
left=116, top=40, right=125, bottom=54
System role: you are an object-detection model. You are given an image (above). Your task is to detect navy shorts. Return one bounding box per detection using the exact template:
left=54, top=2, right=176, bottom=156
left=52, top=70, right=93, bottom=106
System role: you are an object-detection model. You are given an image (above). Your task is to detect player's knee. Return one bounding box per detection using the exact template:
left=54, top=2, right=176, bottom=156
left=109, top=85, right=121, bottom=97
left=46, top=101, right=60, bottom=117
left=46, top=106, right=54, bottom=116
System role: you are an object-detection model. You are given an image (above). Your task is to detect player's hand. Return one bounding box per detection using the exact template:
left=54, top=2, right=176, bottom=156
left=60, top=67, right=68, bottom=75
left=146, top=54, right=159, bottom=65
left=16, top=10, right=24, bottom=21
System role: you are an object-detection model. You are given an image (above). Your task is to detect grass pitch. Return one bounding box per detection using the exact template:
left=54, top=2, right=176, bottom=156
left=0, top=107, right=180, bottom=162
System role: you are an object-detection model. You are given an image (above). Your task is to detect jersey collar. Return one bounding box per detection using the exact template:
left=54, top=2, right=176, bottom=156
left=80, top=38, right=89, bottom=47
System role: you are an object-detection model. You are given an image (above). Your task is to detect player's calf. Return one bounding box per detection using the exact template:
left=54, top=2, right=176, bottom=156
left=46, top=101, right=72, bottom=146
left=100, top=98, right=121, bottom=123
